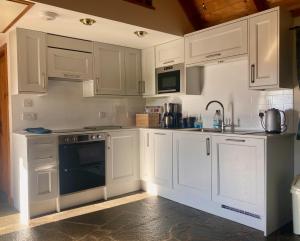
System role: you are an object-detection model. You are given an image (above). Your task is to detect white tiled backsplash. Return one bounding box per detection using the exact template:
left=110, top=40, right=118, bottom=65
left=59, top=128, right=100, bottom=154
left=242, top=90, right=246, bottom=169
left=147, top=59, right=294, bottom=131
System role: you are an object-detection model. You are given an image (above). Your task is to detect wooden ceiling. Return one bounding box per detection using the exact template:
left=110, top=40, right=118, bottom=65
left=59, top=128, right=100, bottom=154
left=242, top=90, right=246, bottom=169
left=178, top=0, right=300, bottom=30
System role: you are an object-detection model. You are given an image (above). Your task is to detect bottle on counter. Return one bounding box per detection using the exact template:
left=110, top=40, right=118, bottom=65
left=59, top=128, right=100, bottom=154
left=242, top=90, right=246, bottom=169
left=213, top=110, right=222, bottom=129
left=194, top=114, right=203, bottom=129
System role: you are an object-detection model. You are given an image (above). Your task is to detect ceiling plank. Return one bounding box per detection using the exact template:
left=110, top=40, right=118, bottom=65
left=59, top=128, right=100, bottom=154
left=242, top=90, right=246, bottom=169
left=178, top=0, right=206, bottom=30
left=252, top=0, right=269, bottom=11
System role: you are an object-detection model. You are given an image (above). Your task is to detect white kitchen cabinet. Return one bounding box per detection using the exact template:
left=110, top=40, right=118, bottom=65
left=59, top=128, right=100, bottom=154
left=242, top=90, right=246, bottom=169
left=155, top=38, right=184, bottom=68
left=140, top=129, right=154, bottom=181
left=152, top=130, right=173, bottom=188
left=141, top=47, right=156, bottom=96
left=173, top=132, right=211, bottom=200
left=47, top=48, right=93, bottom=80
left=249, top=8, right=291, bottom=89
left=106, top=130, right=139, bottom=186
left=124, top=48, right=142, bottom=96
left=212, top=136, right=265, bottom=217
left=185, top=20, right=248, bottom=65
left=10, top=28, right=47, bottom=94
left=93, top=42, right=126, bottom=95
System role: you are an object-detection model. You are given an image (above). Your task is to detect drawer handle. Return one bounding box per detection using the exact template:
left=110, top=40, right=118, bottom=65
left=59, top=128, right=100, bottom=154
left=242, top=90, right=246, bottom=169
left=63, top=73, right=80, bottom=79
left=154, top=133, right=166, bottom=136
left=206, top=53, right=221, bottom=58
left=163, top=60, right=175, bottom=65
left=35, top=164, right=57, bottom=172
left=225, top=139, right=246, bottom=143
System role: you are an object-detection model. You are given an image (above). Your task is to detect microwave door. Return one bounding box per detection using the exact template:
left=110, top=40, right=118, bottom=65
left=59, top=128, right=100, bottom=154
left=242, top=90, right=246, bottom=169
left=157, top=70, right=180, bottom=94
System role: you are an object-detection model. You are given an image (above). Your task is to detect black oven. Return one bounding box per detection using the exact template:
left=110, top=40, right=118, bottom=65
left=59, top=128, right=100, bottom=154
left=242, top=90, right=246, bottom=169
left=156, top=63, right=184, bottom=94
left=59, top=133, right=106, bottom=195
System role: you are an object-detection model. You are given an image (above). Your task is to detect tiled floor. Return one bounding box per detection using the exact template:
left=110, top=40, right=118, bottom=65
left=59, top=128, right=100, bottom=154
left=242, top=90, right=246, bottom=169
left=0, top=195, right=299, bottom=241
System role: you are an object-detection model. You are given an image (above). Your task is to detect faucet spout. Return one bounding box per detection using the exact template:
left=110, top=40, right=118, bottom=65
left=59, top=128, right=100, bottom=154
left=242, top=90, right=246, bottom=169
left=205, top=100, right=225, bottom=132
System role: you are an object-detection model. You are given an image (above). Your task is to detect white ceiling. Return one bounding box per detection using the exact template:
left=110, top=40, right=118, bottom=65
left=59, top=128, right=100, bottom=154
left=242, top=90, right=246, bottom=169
left=6, top=2, right=182, bottom=49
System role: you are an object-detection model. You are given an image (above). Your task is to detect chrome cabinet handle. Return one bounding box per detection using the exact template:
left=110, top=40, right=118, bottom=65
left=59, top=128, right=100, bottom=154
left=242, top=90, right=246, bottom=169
left=95, top=77, right=100, bottom=93
left=107, top=134, right=111, bottom=149
left=147, top=134, right=149, bottom=147
left=206, top=138, right=210, bottom=156
left=154, top=133, right=166, bottom=136
left=41, top=72, right=46, bottom=89
left=163, top=60, right=175, bottom=65
left=251, top=64, right=255, bottom=83
left=225, top=139, right=246, bottom=143
left=206, top=53, right=221, bottom=58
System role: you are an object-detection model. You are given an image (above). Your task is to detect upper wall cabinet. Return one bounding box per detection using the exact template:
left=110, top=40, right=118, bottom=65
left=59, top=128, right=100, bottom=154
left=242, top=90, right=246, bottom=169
left=185, top=20, right=248, bottom=65
left=141, top=47, right=156, bottom=97
left=93, top=42, right=126, bottom=96
left=10, top=28, right=47, bottom=94
left=47, top=35, right=93, bottom=81
left=124, top=48, right=142, bottom=96
left=249, top=8, right=291, bottom=89
left=155, top=38, right=184, bottom=68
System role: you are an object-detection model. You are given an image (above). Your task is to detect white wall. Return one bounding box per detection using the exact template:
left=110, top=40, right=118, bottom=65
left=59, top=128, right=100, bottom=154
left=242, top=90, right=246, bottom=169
left=11, top=80, right=145, bottom=131
left=147, top=59, right=293, bottom=131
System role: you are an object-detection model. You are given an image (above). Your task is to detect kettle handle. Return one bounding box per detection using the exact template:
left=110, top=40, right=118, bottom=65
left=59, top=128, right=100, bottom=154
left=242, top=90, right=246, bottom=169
left=280, top=110, right=288, bottom=133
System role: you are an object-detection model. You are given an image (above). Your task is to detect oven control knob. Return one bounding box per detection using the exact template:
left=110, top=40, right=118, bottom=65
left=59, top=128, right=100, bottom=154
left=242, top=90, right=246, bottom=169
left=91, top=135, right=96, bottom=140
left=97, top=135, right=102, bottom=139
left=65, top=137, right=70, bottom=143
left=72, top=137, right=77, bottom=142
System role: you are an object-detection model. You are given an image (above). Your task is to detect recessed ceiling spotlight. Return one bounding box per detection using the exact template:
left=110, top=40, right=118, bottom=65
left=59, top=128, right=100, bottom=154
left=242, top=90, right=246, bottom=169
left=134, top=30, right=148, bottom=38
left=80, top=18, right=96, bottom=26
left=40, top=11, right=59, bottom=21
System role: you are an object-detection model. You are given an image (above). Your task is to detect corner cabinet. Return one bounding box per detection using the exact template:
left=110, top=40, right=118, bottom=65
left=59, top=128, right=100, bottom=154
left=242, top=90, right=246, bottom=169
left=140, top=129, right=154, bottom=181
left=10, top=28, right=47, bottom=94
left=249, top=8, right=292, bottom=89
left=211, top=136, right=265, bottom=218
left=173, top=132, right=211, bottom=200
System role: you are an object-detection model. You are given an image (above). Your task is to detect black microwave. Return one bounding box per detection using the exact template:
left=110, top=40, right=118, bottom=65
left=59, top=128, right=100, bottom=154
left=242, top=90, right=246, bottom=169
left=156, top=63, right=184, bottom=94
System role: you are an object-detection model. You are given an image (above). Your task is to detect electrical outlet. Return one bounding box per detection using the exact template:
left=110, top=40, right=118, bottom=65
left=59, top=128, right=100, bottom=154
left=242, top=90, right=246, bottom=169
left=23, top=98, right=33, bottom=107
left=21, top=112, right=37, bottom=121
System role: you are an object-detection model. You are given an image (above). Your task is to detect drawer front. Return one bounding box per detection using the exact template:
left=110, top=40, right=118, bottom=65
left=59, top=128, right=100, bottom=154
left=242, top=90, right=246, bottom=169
left=28, top=137, right=58, bottom=161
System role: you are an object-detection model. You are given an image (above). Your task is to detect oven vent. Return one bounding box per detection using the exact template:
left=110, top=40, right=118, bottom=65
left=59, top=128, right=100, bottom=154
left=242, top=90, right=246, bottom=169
left=221, top=205, right=261, bottom=219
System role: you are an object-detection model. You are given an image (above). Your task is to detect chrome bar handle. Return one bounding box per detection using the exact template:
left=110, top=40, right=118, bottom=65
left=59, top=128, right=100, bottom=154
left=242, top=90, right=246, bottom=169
left=225, top=139, right=246, bottom=143
left=206, top=138, right=210, bottom=156
left=251, top=64, right=255, bottom=83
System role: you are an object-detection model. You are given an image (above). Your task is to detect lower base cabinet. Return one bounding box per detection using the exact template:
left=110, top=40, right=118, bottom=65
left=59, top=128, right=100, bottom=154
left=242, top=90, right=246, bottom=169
left=106, top=129, right=140, bottom=197
left=140, top=129, right=293, bottom=236
left=173, top=132, right=211, bottom=200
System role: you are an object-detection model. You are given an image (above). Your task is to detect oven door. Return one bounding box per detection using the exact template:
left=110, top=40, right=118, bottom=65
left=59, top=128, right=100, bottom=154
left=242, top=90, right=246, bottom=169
left=59, top=140, right=105, bottom=195
left=156, top=64, right=184, bottom=94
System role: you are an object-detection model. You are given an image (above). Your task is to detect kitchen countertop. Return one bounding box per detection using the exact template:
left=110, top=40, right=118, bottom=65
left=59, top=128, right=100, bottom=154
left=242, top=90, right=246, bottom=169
left=14, top=127, right=295, bottom=139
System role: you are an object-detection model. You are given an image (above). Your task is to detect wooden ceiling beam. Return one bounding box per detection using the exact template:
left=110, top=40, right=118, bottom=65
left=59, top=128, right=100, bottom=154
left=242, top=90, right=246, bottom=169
left=178, top=0, right=206, bottom=30
left=252, top=0, right=269, bottom=12
left=291, top=8, right=300, bottom=17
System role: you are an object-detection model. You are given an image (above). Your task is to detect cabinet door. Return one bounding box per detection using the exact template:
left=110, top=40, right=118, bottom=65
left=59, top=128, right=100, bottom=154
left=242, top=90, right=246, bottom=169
left=17, top=29, right=47, bottom=93
left=141, top=47, right=156, bottom=96
left=94, top=43, right=125, bottom=95
left=155, top=38, right=184, bottom=68
left=212, top=136, right=265, bottom=216
left=47, top=48, right=93, bottom=80
left=140, top=129, right=154, bottom=181
left=185, top=20, right=248, bottom=65
left=107, top=130, right=139, bottom=185
left=173, top=132, right=211, bottom=200
left=249, top=11, right=278, bottom=88
left=29, top=158, right=58, bottom=202
left=153, top=131, right=173, bottom=188
left=124, top=48, right=141, bottom=96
